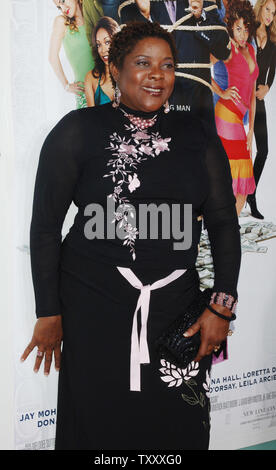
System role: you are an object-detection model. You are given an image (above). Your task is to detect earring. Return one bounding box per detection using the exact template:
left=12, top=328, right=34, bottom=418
left=163, top=100, right=170, bottom=114
left=112, top=82, right=121, bottom=108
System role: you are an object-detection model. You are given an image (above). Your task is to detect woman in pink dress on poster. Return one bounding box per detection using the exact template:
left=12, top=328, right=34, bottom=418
left=212, top=0, right=259, bottom=216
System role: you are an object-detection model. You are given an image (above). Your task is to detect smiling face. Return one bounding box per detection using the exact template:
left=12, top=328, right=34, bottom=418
left=110, top=37, right=175, bottom=113
left=96, top=28, right=112, bottom=65
left=233, top=18, right=250, bottom=48
left=260, top=0, right=276, bottom=27
left=53, top=0, right=78, bottom=18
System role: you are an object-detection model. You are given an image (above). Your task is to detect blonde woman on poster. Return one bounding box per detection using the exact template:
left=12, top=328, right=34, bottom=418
left=85, top=16, right=120, bottom=107
left=49, top=0, right=95, bottom=109
left=247, top=0, right=276, bottom=219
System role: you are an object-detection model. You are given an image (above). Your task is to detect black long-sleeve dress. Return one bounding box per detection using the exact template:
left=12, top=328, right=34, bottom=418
left=30, top=102, right=241, bottom=450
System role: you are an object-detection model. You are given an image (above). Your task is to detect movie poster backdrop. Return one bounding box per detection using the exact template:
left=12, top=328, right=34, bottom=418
left=9, top=0, right=276, bottom=450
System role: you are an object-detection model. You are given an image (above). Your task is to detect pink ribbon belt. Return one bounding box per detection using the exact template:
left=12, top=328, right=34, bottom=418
left=116, top=267, right=187, bottom=392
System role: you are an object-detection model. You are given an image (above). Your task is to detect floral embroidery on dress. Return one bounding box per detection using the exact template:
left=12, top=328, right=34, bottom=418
left=103, top=118, right=171, bottom=260
left=128, top=173, right=140, bottom=193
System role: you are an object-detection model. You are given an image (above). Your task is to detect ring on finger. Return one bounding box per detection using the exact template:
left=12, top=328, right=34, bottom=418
left=213, top=345, right=221, bottom=352
left=36, top=350, right=44, bottom=358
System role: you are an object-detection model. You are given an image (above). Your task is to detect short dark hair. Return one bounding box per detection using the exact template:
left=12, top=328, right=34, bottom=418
left=108, top=21, right=178, bottom=87
left=225, top=0, right=258, bottom=42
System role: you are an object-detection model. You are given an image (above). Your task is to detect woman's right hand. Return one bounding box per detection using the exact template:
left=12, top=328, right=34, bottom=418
left=20, top=315, right=63, bottom=375
left=66, top=81, right=85, bottom=96
left=221, top=86, right=241, bottom=103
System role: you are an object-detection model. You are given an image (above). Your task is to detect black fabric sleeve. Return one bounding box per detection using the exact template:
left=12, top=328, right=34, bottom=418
left=267, top=45, right=276, bottom=89
left=30, top=111, right=85, bottom=318
left=200, top=133, right=241, bottom=299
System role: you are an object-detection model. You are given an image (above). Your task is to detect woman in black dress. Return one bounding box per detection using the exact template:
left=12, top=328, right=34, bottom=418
left=21, top=22, right=241, bottom=450
left=248, top=0, right=276, bottom=219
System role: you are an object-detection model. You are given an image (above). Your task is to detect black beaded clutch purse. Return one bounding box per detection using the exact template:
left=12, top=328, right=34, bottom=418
left=155, top=288, right=213, bottom=368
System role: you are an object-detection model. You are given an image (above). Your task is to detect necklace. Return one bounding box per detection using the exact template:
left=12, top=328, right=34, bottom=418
left=119, top=106, right=157, bottom=130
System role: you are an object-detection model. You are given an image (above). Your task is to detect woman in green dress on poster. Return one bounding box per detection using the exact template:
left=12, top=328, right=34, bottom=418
left=49, top=0, right=98, bottom=109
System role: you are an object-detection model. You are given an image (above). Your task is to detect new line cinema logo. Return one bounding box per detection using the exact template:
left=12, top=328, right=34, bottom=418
left=83, top=198, right=194, bottom=252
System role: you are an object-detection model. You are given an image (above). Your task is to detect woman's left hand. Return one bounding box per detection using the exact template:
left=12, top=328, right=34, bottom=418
left=183, top=305, right=232, bottom=362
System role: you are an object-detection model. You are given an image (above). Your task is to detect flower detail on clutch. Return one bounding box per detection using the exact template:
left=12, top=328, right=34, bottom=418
left=159, top=359, right=210, bottom=409
left=159, top=359, right=199, bottom=388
